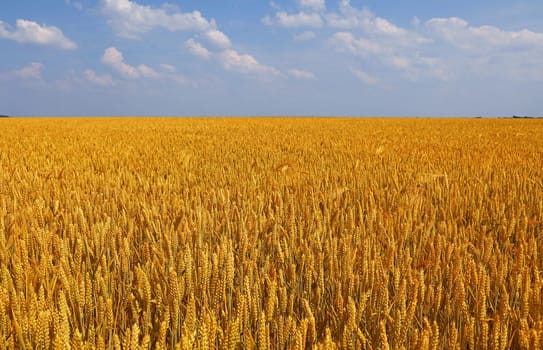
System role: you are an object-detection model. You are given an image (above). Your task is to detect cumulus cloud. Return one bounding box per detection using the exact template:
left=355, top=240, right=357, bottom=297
left=90, top=49, right=191, bottom=85
left=184, top=38, right=280, bottom=78
left=101, top=47, right=160, bottom=79
left=421, top=17, right=543, bottom=80
left=293, top=31, right=316, bottom=41
left=331, top=31, right=389, bottom=56
left=288, top=69, right=316, bottom=79
left=330, top=30, right=424, bottom=69
left=425, top=17, right=543, bottom=52
left=264, top=2, right=427, bottom=46
left=219, top=49, right=280, bottom=76
left=244, top=2, right=444, bottom=81
left=0, top=19, right=77, bottom=49
left=137, top=64, right=160, bottom=78
left=324, top=5, right=372, bottom=29
left=350, top=68, right=377, bottom=85
left=0, top=62, right=45, bottom=83
left=331, top=32, right=449, bottom=81
left=84, top=69, right=114, bottom=86
left=101, top=0, right=213, bottom=38
left=328, top=7, right=429, bottom=46
left=327, top=9, right=543, bottom=81
left=185, top=39, right=211, bottom=59
left=203, top=29, right=231, bottom=49
left=160, top=64, right=176, bottom=72
left=262, top=11, right=323, bottom=28
left=267, top=0, right=543, bottom=76
left=102, top=47, right=138, bottom=78
left=372, top=17, right=410, bottom=37
left=16, top=62, right=44, bottom=80
left=102, top=0, right=280, bottom=80
left=262, top=0, right=325, bottom=27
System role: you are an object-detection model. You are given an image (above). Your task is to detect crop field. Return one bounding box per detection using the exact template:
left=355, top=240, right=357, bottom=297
left=0, top=117, right=542, bottom=349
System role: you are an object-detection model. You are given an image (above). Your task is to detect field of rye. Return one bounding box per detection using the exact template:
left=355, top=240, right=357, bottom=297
left=0, top=117, right=542, bottom=349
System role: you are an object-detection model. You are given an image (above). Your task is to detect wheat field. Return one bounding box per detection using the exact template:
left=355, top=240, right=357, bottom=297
left=0, top=118, right=542, bottom=349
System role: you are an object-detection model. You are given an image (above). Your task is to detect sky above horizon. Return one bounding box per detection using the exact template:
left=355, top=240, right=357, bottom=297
left=1, top=0, right=543, bottom=116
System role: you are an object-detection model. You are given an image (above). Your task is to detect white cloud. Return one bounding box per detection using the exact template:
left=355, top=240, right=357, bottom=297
left=203, top=29, right=231, bottom=49
left=0, top=19, right=77, bottom=49
left=185, top=39, right=211, bottom=59
left=326, top=6, right=429, bottom=46
left=16, top=62, right=44, bottom=80
left=331, top=32, right=450, bottom=81
left=101, top=47, right=160, bottom=79
left=219, top=49, right=280, bottom=76
left=101, top=0, right=281, bottom=81
left=262, top=11, right=323, bottom=28
left=84, top=69, right=114, bottom=86
left=102, top=47, right=138, bottom=78
left=421, top=17, right=543, bottom=81
left=325, top=5, right=372, bottom=29
left=372, top=17, right=407, bottom=37
left=331, top=31, right=388, bottom=56
left=95, top=49, right=190, bottom=84
left=160, top=64, right=176, bottom=72
left=425, top=17, right=543, bottom=52
left=293, top=31, right=316, bottom=41
left=326, top=11, right=543, bottom=82
left=101, top=0, right=213, bottom=38
left=138, top=64, right=160, bottom=78
left=185, top=38, right=281, bottom=78
left=351, top=68, right=377, bottom=85
left=272, top=0, right=543, bottom=84
left=264, top=2, right=427, bottom=46
left=298, top=0, right=325, bottom=11
left=288, top=69, right=316, bottom=79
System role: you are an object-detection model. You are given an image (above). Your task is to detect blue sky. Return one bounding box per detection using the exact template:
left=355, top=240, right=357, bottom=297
left=1, top=0, right=542, bottom=116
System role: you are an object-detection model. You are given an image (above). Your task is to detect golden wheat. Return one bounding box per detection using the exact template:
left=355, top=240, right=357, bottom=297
left=0, top=117, right=542, bottom=348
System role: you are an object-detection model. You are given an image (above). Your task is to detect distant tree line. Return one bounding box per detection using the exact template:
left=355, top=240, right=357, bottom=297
left=474, top=115, right=542, bottom=119
left=512, top=115, right=542, bottom=119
